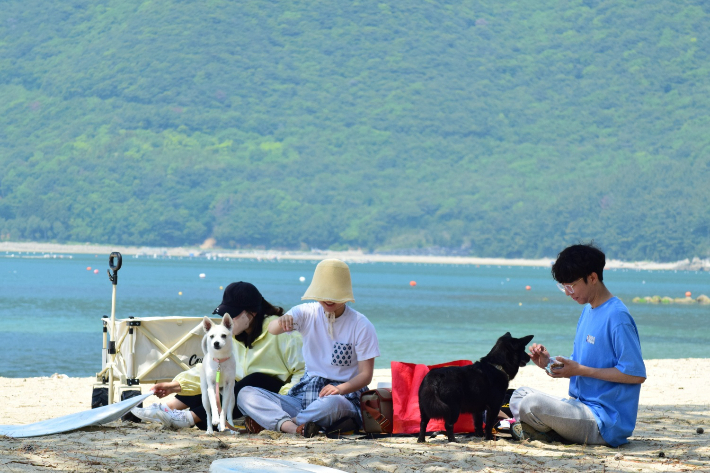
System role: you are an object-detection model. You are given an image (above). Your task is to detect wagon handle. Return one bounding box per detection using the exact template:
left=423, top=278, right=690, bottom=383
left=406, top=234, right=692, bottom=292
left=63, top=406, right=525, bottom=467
left=108, top=252, right=122, bottom=285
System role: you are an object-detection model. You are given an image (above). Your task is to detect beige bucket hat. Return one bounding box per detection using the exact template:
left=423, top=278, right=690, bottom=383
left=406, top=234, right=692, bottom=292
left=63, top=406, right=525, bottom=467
left=301, top=259, right=355, bottom=303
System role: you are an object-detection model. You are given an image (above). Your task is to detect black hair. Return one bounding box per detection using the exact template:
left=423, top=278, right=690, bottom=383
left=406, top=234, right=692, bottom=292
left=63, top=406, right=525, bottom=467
left=551, top=242, right=606, bottom=284
left=234, top=299, right=284, bottom=349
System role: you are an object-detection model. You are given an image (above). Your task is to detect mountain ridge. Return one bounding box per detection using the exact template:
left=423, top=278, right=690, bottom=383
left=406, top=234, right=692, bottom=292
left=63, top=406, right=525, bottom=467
left=1, top=0, right=708, bottom=261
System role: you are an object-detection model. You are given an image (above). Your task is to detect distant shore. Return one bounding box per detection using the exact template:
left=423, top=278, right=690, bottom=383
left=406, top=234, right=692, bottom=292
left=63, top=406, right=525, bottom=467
left=2, top=241, right=708, bottom=271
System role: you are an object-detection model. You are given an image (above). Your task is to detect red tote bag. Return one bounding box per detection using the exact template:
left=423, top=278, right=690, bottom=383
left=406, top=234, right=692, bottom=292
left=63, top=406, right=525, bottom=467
left=391, top=360, right=476, bottom=434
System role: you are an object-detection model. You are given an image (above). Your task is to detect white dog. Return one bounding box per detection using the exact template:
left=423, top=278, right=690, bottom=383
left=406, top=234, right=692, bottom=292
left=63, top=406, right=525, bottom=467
left=200, top=314, right=237, bottom=434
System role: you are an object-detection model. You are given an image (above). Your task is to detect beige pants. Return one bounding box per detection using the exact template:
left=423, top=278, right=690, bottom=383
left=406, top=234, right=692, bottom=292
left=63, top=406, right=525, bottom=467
left=510, top=387, right=610, bottom=446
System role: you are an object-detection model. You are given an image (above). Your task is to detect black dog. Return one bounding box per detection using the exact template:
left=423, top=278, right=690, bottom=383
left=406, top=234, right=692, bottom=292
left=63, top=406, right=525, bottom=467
left=417, top=332, right=534, bottom=442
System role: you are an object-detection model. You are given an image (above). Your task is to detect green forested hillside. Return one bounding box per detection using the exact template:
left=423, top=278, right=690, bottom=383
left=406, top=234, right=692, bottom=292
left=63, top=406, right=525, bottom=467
left=1, top=0, right=709, bottom=261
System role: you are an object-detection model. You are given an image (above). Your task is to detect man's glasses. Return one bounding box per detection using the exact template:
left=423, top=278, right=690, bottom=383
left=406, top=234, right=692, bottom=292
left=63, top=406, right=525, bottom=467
left=556, top=278, right=583, bottom=294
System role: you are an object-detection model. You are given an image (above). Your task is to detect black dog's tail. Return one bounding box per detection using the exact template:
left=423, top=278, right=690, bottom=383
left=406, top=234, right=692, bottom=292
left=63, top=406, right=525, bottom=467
left=418, top=378, right=451, bottom=418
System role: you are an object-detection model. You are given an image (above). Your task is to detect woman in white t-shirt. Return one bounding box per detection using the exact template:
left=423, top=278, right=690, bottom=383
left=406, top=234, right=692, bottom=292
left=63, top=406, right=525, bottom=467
left=237, top=259, right=380, bottom=437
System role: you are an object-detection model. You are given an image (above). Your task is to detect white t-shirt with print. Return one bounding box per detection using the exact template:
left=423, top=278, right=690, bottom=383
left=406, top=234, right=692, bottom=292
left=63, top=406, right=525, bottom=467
left=287, top=302, right=379, bottom=382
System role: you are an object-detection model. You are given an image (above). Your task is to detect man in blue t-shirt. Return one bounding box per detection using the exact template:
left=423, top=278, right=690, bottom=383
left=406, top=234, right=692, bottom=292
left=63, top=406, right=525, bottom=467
left=509, top=243, right=646, bottom=447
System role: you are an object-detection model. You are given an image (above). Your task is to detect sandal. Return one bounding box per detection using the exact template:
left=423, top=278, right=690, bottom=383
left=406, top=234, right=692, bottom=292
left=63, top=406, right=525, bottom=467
left=510, top=421, right=565, bottom=443
left=244, top=416, right=265, bottom=434
left=296, top=421, right=319, bottom=438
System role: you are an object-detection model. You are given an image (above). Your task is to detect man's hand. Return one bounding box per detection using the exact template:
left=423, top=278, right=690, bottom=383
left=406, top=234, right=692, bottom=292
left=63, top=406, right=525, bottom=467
left=551, top=360, right=646, bottom=384
left=529, top=343, right=551, bottom=369
left=546, top=356, right=574, bottom=378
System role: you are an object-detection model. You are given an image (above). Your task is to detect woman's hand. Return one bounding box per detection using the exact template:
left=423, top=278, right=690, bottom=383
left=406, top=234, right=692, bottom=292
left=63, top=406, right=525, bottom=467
left=279, top=314, right=295, bottom=332
left=325, top=359, right=374, bottom=396
left=232, top=311, right=253, bottom=336
left=150, top=381, right=181, bottom=398
left=529, top=343, right=550, bottom=369
left=319, top=384, right=342, bottom=397
left=269, top=314, right=295, bottom=335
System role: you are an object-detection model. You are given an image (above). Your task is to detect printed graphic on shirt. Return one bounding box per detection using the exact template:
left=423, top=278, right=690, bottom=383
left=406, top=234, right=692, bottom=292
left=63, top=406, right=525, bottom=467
left=331, top=342, right=354, bottom=367
left=586, top=335, right=596, bottom=344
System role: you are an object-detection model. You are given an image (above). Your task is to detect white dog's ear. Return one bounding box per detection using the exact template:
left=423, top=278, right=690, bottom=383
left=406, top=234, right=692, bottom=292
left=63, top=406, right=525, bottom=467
left=222, top=313, right=234, bottom=331
left=203, top=316, right=213, bottom=333
left=201, top=333, right=209, bottom=355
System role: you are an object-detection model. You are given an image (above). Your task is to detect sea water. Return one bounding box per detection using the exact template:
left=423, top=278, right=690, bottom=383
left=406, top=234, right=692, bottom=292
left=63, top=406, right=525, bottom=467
left=1, top=253, right=708, bottom=377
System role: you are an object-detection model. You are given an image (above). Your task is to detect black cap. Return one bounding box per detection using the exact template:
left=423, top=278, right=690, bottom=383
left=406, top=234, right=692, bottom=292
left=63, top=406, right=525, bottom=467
left=213, top=282, right=263, bottom=318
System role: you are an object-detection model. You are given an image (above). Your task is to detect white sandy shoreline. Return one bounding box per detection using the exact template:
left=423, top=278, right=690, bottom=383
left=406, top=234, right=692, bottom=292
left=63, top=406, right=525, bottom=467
left=2, top=241, right=708, bottom=271
left=1, top=359, right=709, bottom=472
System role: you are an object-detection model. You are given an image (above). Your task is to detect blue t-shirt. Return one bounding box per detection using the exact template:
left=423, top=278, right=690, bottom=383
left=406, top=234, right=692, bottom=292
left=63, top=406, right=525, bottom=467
left=569, top=297, right=646, bottom=447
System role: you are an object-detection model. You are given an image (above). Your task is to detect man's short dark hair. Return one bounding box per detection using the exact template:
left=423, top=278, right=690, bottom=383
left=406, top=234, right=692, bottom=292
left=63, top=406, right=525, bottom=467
left=551, top=242, right=606, bottom=284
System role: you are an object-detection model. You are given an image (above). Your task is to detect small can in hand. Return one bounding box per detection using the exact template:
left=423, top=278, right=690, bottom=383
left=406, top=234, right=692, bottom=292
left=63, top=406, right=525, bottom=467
left=545, top=357, right=564, bottom=375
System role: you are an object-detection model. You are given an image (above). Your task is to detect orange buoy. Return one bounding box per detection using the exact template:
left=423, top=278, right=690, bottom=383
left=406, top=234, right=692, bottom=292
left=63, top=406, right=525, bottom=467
left=86, top=266, right=92, bottom=270
left=525, top=285, right=531, bottom=291
left=685, top=291, right=692, bottom=297
left=410, top=281, right=417, bottom=287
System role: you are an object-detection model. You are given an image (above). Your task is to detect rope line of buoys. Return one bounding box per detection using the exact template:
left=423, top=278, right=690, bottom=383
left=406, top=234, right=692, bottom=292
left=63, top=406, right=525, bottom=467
left=632, top=295, right=710, bottom=304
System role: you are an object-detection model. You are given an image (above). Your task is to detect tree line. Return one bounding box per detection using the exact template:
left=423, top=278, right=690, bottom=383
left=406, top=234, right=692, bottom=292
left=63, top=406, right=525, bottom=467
left=1, top=0, right=708, bottom=261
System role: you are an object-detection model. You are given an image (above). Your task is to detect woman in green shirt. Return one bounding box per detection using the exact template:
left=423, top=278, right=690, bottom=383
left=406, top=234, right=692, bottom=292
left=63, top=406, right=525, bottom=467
left=131, top=282, right=305, bottom=430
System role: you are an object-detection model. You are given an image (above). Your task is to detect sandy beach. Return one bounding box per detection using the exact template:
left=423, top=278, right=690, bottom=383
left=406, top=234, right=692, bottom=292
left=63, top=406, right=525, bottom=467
left=1, top=359, right=708, bottom=472
left=2, top=241, right=709, bottom=271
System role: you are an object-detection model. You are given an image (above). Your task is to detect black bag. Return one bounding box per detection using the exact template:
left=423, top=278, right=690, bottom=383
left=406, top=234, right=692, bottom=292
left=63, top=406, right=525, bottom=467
left=500, top=388, right=515, bottom=418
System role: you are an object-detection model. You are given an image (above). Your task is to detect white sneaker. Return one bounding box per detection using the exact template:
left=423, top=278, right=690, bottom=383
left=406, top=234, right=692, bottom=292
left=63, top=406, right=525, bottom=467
left=131, top=403, right=169, bottom=423
left=154, top=408, right=196, bottom=429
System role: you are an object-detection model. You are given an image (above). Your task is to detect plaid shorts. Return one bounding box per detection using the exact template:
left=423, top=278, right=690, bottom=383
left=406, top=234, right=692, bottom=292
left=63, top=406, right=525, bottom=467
left=288, top=371, right=366, bottom=411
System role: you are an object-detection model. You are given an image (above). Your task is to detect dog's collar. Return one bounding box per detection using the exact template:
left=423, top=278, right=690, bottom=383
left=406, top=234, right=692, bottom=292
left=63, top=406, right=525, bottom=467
left=213, top=357, right=231, bottom=364
left=491, top=363, right=509, bottom=381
